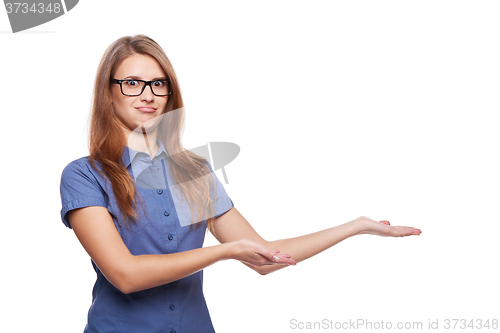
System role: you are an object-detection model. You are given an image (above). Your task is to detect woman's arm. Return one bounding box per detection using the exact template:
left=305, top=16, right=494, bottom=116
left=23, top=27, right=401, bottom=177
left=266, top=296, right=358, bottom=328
left=211, top=207, right=421, bottom=275
left=68, top=206, right=294, bottom=294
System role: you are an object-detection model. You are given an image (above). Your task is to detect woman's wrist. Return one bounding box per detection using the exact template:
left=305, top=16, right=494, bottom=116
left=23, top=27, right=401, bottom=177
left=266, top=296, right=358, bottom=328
left=218, top=241, right=236, bottom=261
left=349, top=217, right=369, bottom=236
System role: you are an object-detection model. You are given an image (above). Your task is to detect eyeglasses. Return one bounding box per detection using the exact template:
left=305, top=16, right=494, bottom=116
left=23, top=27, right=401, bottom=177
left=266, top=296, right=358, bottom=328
left=111, top=78, right=172, bottom=96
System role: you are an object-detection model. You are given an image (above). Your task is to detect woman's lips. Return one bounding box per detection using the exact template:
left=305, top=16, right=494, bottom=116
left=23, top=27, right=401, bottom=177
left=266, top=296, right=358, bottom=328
left=136, top=107, right=157, bottom=113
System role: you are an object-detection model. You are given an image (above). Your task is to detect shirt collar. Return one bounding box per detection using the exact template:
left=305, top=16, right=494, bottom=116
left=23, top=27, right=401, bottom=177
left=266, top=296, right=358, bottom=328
left=122, top=139, right=168, bottom=168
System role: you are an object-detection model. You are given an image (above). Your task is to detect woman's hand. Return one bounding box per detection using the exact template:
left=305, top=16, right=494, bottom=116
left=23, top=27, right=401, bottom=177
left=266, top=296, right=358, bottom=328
left=227, top=238, right=297, bottom=267
left=354, top=216, right=422, bottom=237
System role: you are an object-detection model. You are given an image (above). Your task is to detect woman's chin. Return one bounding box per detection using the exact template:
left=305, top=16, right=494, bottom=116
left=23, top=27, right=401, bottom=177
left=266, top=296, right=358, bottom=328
left=130, top=115, right=162, bottom=133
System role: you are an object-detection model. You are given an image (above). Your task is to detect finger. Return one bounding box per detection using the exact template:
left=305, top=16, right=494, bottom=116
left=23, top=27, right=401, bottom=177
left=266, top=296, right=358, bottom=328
left=257, top=249, right=281, bottom=263
left=379, top=220, right=391, bottom=225
left=252, top=252, right=276, bottom=266
left=272, top=253, right=297, bottom=265
left=407, top=227, right=422, bottom=235
left=272, top=252, right=291, bottom=258
left=259, top=246, right=296, bottom=265
left=393, top=226, right=422, bottom=236
left=272, top=253, right=291, bottom=260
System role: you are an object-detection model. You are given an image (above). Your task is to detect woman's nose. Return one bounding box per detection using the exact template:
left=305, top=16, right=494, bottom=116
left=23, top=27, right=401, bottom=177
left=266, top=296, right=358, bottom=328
left=140, top=85, right=155, bottom=101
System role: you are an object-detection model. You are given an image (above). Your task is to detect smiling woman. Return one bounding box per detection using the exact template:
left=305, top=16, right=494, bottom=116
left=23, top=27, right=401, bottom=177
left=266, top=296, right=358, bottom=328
left=59, top=34, right=422, bottom=333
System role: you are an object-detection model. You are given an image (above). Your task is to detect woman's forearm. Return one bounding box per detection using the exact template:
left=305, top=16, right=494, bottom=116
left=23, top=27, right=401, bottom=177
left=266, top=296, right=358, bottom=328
left=120, top=243, right=231, bottom=294
left=121, top=236, right=290, bottom=293
left=258, top=220, right=362, bottom=274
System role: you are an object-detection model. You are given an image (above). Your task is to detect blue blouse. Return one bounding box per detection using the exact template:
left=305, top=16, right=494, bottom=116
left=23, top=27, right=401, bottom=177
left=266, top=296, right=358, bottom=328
left=59, top=141, right=234, bottom=333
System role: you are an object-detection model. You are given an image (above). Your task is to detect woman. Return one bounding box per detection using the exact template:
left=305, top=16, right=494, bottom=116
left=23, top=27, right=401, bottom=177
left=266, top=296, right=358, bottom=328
left=60, top=35, right=421, bottom=333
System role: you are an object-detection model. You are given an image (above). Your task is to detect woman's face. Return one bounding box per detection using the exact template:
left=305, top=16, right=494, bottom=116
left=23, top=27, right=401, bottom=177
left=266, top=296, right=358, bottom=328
left=110, top=53, right=169, bottom=134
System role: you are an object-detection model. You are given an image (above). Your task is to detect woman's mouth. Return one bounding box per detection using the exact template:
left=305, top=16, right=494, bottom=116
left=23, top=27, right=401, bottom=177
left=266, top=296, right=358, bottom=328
left=136, top=107, right=157, bottom=113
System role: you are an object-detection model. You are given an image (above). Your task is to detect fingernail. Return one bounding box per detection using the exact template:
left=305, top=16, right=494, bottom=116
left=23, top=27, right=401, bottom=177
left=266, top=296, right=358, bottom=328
left=272, top=255, right=279, bottom=261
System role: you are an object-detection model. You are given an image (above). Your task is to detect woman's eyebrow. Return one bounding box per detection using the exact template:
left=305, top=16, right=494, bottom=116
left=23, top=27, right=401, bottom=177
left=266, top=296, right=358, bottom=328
left=123, top=75, right=168, bottom=80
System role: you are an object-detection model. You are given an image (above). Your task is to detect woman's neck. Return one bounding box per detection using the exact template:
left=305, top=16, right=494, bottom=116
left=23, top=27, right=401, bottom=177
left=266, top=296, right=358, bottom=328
left=125, top=126, right=159, bottom=159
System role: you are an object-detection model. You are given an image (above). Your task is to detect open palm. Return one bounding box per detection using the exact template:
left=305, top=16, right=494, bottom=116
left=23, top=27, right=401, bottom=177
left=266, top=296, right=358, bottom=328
left=357, top=217, right=422, bottom=237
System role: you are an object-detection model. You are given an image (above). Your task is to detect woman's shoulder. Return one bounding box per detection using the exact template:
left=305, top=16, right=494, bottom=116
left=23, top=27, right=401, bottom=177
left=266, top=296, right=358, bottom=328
left=61, top=156, right=107, bottom=186
left=64, top=155, right=91, bottom=167
left=62, top=155, right=104, bottom=171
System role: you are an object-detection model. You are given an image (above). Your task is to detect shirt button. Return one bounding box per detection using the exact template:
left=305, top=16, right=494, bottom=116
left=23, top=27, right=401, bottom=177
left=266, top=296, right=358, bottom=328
left=170, top=304, right=175, bottom=311
left=168, top=234, right=173, bottom=241
left=164, top=211, right=169, bottom=217
left=157, top=190, right=163, bottom=195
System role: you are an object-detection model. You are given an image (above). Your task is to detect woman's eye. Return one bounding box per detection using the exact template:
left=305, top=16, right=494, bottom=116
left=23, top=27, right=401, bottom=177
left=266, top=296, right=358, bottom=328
left=125, top=80, right=138, bottom=86
left=153, top=80, right=164, bottom=87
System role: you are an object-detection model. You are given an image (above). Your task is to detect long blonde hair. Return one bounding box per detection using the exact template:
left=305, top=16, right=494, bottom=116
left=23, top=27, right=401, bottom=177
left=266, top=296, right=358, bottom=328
left=89, top=35, right=217, bottom=232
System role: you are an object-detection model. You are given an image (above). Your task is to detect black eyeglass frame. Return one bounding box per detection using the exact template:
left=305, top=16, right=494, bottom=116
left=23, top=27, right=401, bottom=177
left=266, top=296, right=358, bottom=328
left=111, top=78, right=173, bottom=97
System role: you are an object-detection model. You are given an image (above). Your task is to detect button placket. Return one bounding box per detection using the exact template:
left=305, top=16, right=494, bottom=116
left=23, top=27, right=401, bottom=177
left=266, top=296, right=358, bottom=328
left=126, top=148, right=189, bottom=332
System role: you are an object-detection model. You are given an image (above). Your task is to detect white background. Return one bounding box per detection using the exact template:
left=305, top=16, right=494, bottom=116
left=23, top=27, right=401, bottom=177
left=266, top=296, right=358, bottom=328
left=1, top=1, right=499, bottom=332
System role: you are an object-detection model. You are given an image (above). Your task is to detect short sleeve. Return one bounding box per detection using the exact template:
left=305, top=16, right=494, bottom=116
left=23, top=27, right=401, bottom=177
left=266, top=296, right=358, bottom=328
left=205, top=162, right=234, bottom=219
left=60, top=158, right=108, bottom=229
